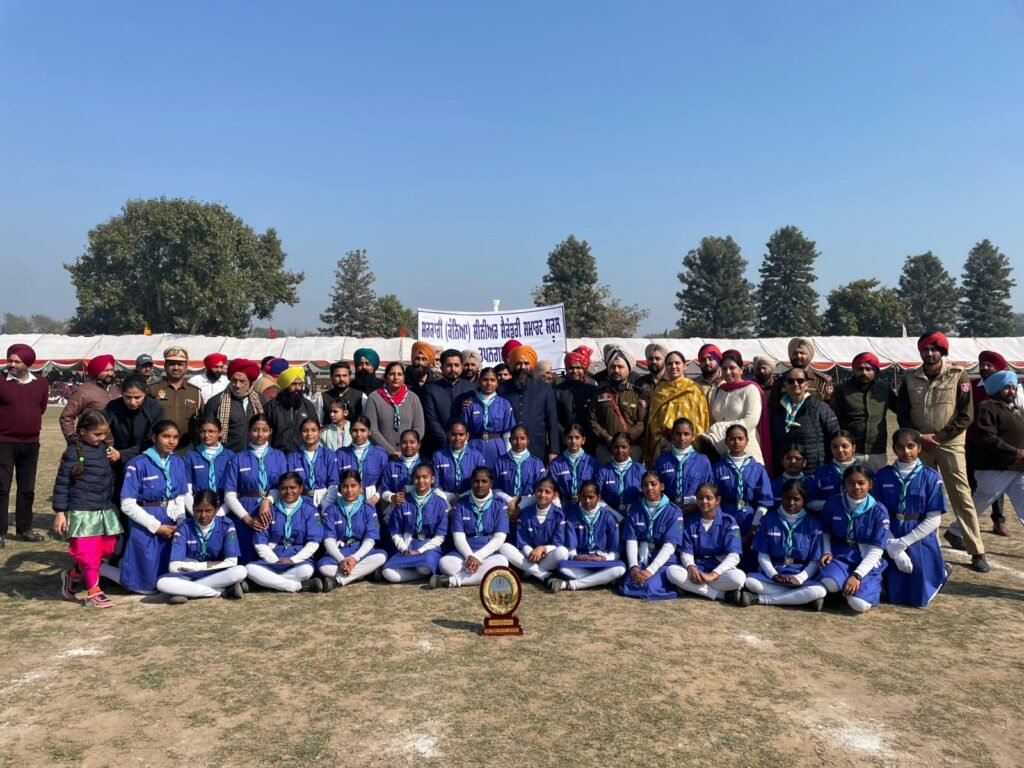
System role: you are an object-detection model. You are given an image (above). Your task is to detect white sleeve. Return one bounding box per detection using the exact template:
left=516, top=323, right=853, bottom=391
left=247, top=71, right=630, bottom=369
left=711, top=552, right=741, bottom=575
left=473, top=532, right=507, bottom=560
left=254, top=543, right=278, bottom=562
left=679, top=551, right=695, bottom=568
left=647, top=542, right=676, bottom=575
left=224, top=491, right=248, bottom=519
left=392, top=533, right=409, bottom=552
left=752, top=507, right=767, bottom=526
left=625, top=539, right=638, bottom=568
left=854, top=545, right=884, bottom=578
left=168, top=496, right=187, bottom=522
left=494, top=490, right=514, bottom=503
left=792, top=561, right=818, bottom=584
left=324, top=537, right=344, bottom=562
left=521, top=543, right=534, bottom=557
left=351, top=538, right=375, bottom=562
left=453, top=531, right=473, bottom=558
left=419, top=535, right=444, bottom=552
left=821, top=533, right=832, bottom=556
left=120, top=497, right=163, bottom=534
left=758, top=551, right=777, bottom=579
left=290, top=540, right=319, bottom=564
left=898, top=511, right=941, bottom=547
left=364, top=484, right=378, bottom=500
left=682, top=495, right=697, bottom=507
left=381, top=490, right=396, bottom=504
left=321, top=484, right=339, bottom=509
left=215, top=557, right=238, bottom=569
left=169, top=560, right=206, bottom=572
left=184, top=486, right=194, bottom=515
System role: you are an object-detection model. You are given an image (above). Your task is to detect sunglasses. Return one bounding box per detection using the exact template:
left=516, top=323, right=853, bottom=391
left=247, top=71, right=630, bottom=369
left=785, top=377, right=807, bottom=385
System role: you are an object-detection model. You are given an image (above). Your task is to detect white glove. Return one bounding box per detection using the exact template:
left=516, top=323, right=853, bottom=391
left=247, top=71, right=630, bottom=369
left=893, top=551, right=913, bottom=573
left=885, top=538, right=908, bottom=558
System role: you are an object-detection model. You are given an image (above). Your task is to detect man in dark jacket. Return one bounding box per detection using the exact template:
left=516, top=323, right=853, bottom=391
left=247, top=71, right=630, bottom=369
left=499, top=345, right=560, bottom=463
left=265, top=366, right=319, bottom=453
left=969, top=370, right=1024, bottom=533
left=315, top=362, right=363, bottom=422
left=554, top=346, right=597, bottom=450
left=833, top=352, right=897, bottom=471
left=422, top=350, right=475, bottom=455
left=202, top=359, right=266, bottom=453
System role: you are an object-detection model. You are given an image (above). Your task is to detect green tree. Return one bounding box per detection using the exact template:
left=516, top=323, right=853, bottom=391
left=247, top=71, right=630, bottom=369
left=675, top=236, right=756, bottom=336
left=958, top=239, right=1016, bottom=336
left=319, top=249, right=379, bottom=336
left=897, top=252, right=959, bottom=335
left=29, top=314, right=70, bottom=333
left=756, top=225, right=821, bottom=336
left=532, top=235, right=648, bottom=336
left=2, top=313, right=32, bottom=334
left=367, top=294, right=418, bottom=337
left=822, top=279, right=905, bottom=335
left=1014, top=313, right=1024, bottom=335
left=66, top=198, right=303, bottom=335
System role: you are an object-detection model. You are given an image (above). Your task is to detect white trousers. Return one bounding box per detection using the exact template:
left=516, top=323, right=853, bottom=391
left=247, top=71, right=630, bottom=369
left=319, top=552, right=387, bottom=586
left=246, top=562, right=315, bottom=592
left=821, top=577, right=871, bottom=613
left=665, top=565, right=745, bottom=600
left=382, top=565, right=433, bottom=583
left=98, top=564, right=156, bottom=595
left=156, top=566, right=248, bottom=598
left=500, top=544, right=569, bottom=582
left=963, top=470, right=1024, bottom=529
left=558, top=564, right=627, bottom=590
left=438, top=553, right=509, bottom=587
left=744, top=576, right=827, bottom=606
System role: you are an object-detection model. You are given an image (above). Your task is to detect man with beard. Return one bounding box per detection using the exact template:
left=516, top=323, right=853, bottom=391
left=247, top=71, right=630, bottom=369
left=751, top=355, right=777, bottom=393
left=499, top=344, right=560, bottom=462
left=897, top=330, right=989, bottom=572
left=554, top=346, right=597, bottom=449
left=634, top=343, right=667, bottom=398
left=315, top=361, right=363, bottom=422
left=969, top=370, right=1024, bottom=536
left=833, top=352, right=897, bottom=470
left=265, top=366, right=319, bottom=453
left=60, top=354, right=121, bottom=442
left=203, top=359, right=265, bottom=452
left=188, top=353, right=229, bottom=404
left=587, top=345, right=646, bottom=463
left=148, top=346, right=202, bottom=454
left=461, top=349, right=482, bottom=385
left=770, top=337, right=833, bottom=406
left=351, top=348, right=384, bottom=395
left=422, top=349, right=475, bottom=454
left=694, top=344, right=724, bottom=404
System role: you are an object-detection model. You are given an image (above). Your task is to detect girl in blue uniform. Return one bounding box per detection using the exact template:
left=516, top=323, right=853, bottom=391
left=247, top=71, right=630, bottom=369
left=318, top=469, right=387, bottom=589
left=771, top=444, right=808, bottom=507
left=184, top=416, right=234, bottom=514
left=619, top=471, right=684, bottom=600
left=653, top=418, right=714, bottom=513
left=712, top=424, right=773, bottom=562
left=818, top=465, right=890, bottom=613
left=245, top=472, right=325, bottom=593
left=380, top=429, right=443, bottom=530
left=111, top=420, right=189, bottom=594
left=493, top=424, right=545, bottom=525
left=551, top=480, right=626, bottom=592
left=807, top=431, right=859, bottom=516
left=222, top=414, right=288, bottom=563
left=595, top=432, right=647, bottom=517
left=156, top=489, right=248, bottom=603
left=432, top=420, right=487, bottom=505
left=432, top=467, right=510, bottom=589
left=457, top=367, right=515, bottom=469
left=287, top=418, right=340, bottom=511
left=666, top=483, right=746, bottom=602
left=740, top=478, right=827, bottom=610
left=336, top=416, right=387, bottom=505
left=381, top=463, right=451, bottom=583
left=500, top=477, right=570, bottom=583
left=548, top=423, right=599, bottom=514
left=871, top=428, right=950, bottom=607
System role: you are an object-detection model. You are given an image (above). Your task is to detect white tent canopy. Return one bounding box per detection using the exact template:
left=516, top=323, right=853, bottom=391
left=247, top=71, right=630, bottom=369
left=4, top=334, right=1024, bottom=373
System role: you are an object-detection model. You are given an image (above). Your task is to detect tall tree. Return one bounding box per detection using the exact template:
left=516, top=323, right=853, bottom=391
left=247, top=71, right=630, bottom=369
left=822, top=279, right=905, bottom=335
left=897, top=252, right=959, bottom=335
left=319, top=249, right=379, bottom=336
left=532, top=235, right=648, bottom=336
left=66, top=198, right=303, bottom=335
left=675, top=236, right=756, bottom=336
left=958, top=239, right=1016, bottom=336
left=367, top=294, right=418, bottom=338
left=757, top=225, right=821, bottom=336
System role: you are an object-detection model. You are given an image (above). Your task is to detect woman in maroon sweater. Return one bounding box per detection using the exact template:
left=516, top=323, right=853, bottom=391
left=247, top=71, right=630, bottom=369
left=0, top=344, right=49, bottom=544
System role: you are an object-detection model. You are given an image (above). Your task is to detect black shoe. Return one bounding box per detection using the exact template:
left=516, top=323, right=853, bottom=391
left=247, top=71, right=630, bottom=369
left=301, top=577, right=323, bottom=593
left=16, top=531, right=43, bottom=543
left=239, top=578, right=251, bottom=594
left=321, top=575, right=335, bottom=593
left=168, top=595, right=189, bottom=605
left=970, top=554, right=991, bottom=574
left=943, top=531, right=966, bottom=551
left=737, top=590, right=756, bottom=607
left=725, top=588, right=743, bottom=605
left=225, top=582, right=244, bottom=600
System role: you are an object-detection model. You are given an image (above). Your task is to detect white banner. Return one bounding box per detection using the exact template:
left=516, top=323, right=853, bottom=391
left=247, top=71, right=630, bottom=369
left=417, top=304, right=568, bottom=368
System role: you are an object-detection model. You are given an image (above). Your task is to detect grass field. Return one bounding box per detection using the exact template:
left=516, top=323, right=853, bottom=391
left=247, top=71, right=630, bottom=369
left=1, top=411, right=1022, bottom=767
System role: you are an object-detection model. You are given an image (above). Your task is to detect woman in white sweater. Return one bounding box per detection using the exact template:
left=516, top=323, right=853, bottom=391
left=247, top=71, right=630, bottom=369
left=700, top=349, right=770, bottom=466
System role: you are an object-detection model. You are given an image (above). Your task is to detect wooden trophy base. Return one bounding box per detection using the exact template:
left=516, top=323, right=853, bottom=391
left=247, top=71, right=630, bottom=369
left=481, top=616, right=524, bottom=637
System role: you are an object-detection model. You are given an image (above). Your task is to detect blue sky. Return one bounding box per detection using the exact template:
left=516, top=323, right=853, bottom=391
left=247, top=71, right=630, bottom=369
left=1, top=1, right=1022, bottom=335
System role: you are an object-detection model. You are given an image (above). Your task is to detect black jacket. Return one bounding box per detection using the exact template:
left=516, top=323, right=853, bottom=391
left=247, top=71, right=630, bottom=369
left=422, top=378, right=476, bottom=454
left=554, top=379, right=598, bottom=446
left=52, top=442, right=115, bottom=512
left=104, top=396, right=164, bottom=466
left=499, top=378, right=560, bottom=460
left=769, top=396, right=840, bottom=475
left=265, top=395, right=320, bottom=453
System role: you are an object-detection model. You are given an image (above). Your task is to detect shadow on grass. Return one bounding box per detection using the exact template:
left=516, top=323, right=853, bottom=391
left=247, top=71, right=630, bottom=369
left=431, top=618, right=481, bottom=633
left=943, top=579, right=1023, bottom=601
left=0, top=548, right=69, bottom=600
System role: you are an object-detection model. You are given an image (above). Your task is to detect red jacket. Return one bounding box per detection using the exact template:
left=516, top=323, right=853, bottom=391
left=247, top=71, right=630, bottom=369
left=0, top=375, right=48, bottom=443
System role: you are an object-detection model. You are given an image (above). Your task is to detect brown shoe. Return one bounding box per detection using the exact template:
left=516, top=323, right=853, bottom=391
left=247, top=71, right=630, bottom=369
left=992, top=521, right=1011, bottom=537
left=943, top=531, right=966, bottom=551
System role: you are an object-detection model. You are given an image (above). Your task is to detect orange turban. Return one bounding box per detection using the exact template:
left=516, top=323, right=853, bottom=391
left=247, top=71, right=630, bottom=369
left=508, top=345, right=538, bottom=368
left=411, top=341, right=436, bottom=367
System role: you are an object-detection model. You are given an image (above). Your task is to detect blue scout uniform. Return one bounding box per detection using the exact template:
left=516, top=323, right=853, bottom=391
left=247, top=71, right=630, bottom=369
left=163, top=516, right=242, bottom=580
left=336, top=443, right=388, bottom=489
left=712, top=456, right=774, bottom=536
left=447, top=495, right=510, bottom=554
left=807, top=461, right=859, bottom=513
left=595, top=460, right=647, bottom=515
left=493, top=452, right=545, bottom=499
left=747, top=509, right=824, bottom=588
left=559, top=505, right=625, bottom=575
left=771, top=473, right=806, bottom=507
left=653, top=448, right=714, bottom=508
left=222, top=446, right=288, bottom=563
left=456, top=393, right=516, bottom=469
left=184, top=444, right=235, bottom=499
left=317, top=496, right=385, bottom=573
left=251, top=499, right=323, bottom=570
left=548, top=450, right=599, bottom=512
left=516, top=503, right=569, bottom=550
left=618, top=497, right=684, bottom=600
left=819, top=494, right=890, bottom=607
left=286, top=445, right=340, bottom=502
left=679, top=510, right=743, bottom=574
left=383, top=493, right=451, bottom=574
left=432, top=446, right=487, bottom=498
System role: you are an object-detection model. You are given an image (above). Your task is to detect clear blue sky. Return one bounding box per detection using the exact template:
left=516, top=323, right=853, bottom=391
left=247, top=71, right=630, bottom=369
left=2, top=1, right=1022, bottom=335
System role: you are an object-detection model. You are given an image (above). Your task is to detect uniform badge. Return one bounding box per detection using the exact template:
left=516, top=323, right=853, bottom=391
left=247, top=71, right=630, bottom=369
left=960, top=382, right=971, bottom=393
left=157, top=390, right=167, bottom=399
left=783, top=557, right=794, bottom=565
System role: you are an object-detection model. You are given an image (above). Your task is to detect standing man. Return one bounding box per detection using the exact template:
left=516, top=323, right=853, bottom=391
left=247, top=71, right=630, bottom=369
left=968, top=370, right=1024, bottom=533
left=265, top=366, right=319, bottom=453
left=203, top=359, right=265, bottom=452
left=588, top=345, right=646, bottom=463
left=896, top=331, right=989, bottom=572
left=148, top=346, right=202, bottom=454
left=634, top=343, right=667, bottom=399
left=135, top=354, right=159, bottom=385
left=461, top=349, right=482, bottom=385
left=499, top=344, right=560, bottom=462
left=751, top=355, right=777, bottom=393
left=422, top=349, right=475, bottom=454
left=0, top=344, right=49, bottom=544
left=315, top=361, right=363, bottom=422
left=60, top=354, right=120, bottom=441
left=188, top=352, right=229, bottom=404
left=770, top=337, right=834, bottom=405
left=694, top=344, right=724, bottom=403
left=554, top=346, right=597, bottom=449
left=833, top=352, right=897, bottom=470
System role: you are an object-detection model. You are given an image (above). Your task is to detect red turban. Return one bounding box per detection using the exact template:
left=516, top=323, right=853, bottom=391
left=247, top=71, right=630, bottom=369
left=203, top=352, right=227, bottom=369
left=508, top=345, right=538, bottom=368
left=698, top=344, right=722, bottom=362
left=6, top=344, right=36, bottom=367
left=721, top=349, right=744, bottom=368
left=501, top=339, right=522, bottom=364
left=564, top=345, right=593, bottom=370
left=978, top=350, right=1008, bottom=371
left=852, top=352, right=881, bottom=371
left=86, top=354, right=115, bottom=379
left=228, top=358, right=261, bottom=382
left=917, top=331, right=949, bottom=355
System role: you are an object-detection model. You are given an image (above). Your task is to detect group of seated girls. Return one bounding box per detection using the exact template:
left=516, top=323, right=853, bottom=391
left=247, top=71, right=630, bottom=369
left=53, top=408, right=951, bottom=612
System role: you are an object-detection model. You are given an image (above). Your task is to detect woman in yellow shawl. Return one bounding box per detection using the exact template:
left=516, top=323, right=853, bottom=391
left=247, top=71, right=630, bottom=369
left=644, top=351, right=709, bottom=465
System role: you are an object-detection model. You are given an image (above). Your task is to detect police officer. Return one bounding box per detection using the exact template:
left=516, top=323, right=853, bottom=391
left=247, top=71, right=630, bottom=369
left=148, top=346, right=202, bottom=455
